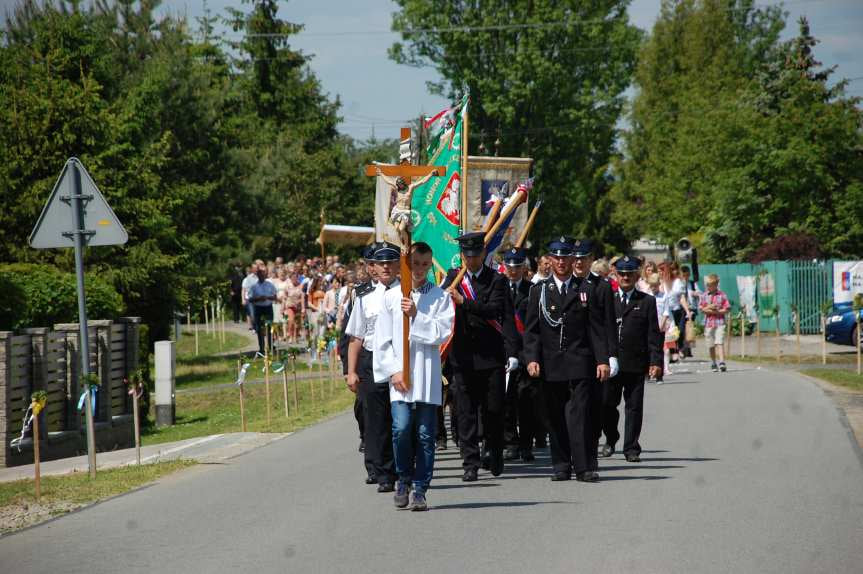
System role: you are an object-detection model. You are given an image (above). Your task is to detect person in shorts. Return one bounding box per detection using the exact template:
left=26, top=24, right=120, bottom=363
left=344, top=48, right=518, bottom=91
left=699, top=274, right=730, bottom=372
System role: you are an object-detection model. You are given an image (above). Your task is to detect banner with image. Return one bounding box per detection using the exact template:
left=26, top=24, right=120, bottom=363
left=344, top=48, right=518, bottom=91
left=833, top=261, right=863, bottom=304
left=736, top=275, right=758, bottom=322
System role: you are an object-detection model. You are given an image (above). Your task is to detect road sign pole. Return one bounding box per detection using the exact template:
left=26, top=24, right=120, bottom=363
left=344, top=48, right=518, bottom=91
left=71, top=163, right=98, bottom=479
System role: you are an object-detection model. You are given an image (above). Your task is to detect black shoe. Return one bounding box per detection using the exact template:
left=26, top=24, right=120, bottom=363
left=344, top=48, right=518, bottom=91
left=576, top=471, right=599, bottom=482
left=490, top=451, right=504, bottom=477
left=503, top=447, right=520, bottom=461
left=600, top=444, right=615, bottom=458
left=535, top=437, right=547, bottom=449
left=480, top=453, right=491, bottom=471
left=625, top=453, right=641, bottom=463
left=393, top=482, right=410, bottom=508
left=358, top=440, right=365, bottom=453
left=462, top=468, right=478, bottom=482
left=711, top=362, right=718, bottom=372
left=365, top=475, right=376, bottom=485
left=719, top=362, right=727, bottom=372
left=436, top=440, right=447, bottom=451
left=551, top=471, right=571, bottom=481
left=377, top=482, right=395, bottom=493
left=521, top=450, right=535, bottom=462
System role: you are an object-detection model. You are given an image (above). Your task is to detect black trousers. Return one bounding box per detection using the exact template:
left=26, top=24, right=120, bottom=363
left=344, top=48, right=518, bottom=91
left=544, top=378, right=599, bottom=475
left=601, top=371, right=645, bottom=456
left=253, top=305, right=274, bottom=354
left=503, top=368, right=541, bottom=453
left=354, top=395, right=365, bottom=441
left=231, top=295, right=242, bottom=323
left=452, top=367, right=505, bottom=471
left=360, top=356, right=395, bottom=485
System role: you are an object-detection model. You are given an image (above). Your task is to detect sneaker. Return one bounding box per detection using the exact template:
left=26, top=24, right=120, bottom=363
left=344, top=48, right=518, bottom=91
left=711, top=363, right=718, bottom=372
left=410, top=491, right=428, bottom=511
left=393, top=482, right=410, bottom=508
left=719, top=362, right=727, bottom=372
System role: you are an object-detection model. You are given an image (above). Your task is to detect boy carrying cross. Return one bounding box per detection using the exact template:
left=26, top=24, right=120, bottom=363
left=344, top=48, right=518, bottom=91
left=374, top=242, right=455, bottom=511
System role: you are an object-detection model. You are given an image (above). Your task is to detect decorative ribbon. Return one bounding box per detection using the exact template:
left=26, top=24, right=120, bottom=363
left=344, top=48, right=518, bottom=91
left=460, top=274, right=502, bottom=334
left=77, top=386, right=98, bottom=412
left=236, top=362, right=251, bottom=386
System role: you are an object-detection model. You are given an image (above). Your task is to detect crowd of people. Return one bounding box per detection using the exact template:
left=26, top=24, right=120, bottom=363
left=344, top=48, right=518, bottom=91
left=229, top=236, right=731, bottom=511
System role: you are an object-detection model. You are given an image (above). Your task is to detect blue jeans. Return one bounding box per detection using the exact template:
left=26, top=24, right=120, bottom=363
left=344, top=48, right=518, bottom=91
left=391, top=401, right=438, bottom=495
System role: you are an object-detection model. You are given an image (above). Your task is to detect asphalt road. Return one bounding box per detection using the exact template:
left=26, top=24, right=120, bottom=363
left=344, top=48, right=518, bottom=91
left=3, top=359, right=862, bottom=574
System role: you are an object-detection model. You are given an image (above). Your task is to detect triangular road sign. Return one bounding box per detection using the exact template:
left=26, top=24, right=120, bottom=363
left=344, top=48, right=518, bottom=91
left=29, top=157, right=128, bottom=249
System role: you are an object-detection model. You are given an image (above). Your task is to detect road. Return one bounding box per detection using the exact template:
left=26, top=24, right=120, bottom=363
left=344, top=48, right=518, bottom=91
left=2, top=359, right=862, bottom=574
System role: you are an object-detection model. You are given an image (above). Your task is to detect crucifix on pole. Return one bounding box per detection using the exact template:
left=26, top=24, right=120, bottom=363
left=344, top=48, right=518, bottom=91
left=364, top=127, right=442, bottom=390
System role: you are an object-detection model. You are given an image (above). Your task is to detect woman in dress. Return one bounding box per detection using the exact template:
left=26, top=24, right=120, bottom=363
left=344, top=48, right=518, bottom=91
left=270, top=268, right=286, bottom=342
left=284, top=272, right=304, bottom=344
left=306, top=275, right=326, bottom=349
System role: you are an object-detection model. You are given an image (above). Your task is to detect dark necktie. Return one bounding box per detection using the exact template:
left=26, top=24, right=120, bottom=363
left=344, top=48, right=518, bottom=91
left=510, top=282, right=517, bottom=299
left=560, top=281, right=567, bottom=297
left=621, top=292, right=629, bottom=306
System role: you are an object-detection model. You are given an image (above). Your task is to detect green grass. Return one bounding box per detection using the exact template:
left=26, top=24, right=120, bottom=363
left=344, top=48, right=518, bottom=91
left=142, top=373, right=355, bottom=445
left=0, top=460, right=195, bottom=533
left=801, top=369, right=863, bottom=392
left=730, top=353, right=859, bottom=365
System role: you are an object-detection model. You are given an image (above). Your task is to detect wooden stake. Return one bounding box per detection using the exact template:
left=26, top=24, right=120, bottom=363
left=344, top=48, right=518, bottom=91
left=204, top=301, right=209, bottom=335
left=318, top=358, right=325, bottom=402
left=132, top=386, right=141, bottom=465
left=237, top=360, right=247, bottom=432
left=739, top=307, right=745, bottom=358
left=282, top=369, right=290, bottom=418
left=756, top=318, right=761, bottom=360
left=291, top=355, right=300, bottom=414
left=795, top=310, right=801, bottom=365
left=821, top=315, right=827, bottom=365
left=264, top=346, right=271, bottom=427
left=32, top=412, right=41, bottom=502
left=775, top=307, right=781, bottom=363
left=194, top=320, right=199, bottom=356
left=857, top=311, right=861, bottom=376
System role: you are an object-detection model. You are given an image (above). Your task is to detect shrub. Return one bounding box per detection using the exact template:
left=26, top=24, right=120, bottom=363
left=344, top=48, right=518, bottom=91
left=0, top=263, right=124, bottom=330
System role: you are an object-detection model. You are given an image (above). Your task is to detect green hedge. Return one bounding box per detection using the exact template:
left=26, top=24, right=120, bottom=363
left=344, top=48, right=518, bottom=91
left=0, top=264, right=124, bottom=330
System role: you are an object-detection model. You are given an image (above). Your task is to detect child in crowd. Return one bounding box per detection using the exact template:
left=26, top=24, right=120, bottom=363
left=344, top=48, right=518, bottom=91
left=374, top=242, right=454, bottom=511
left=647, top=273, right=672, bottom=382
left=699, top=274, right=730, bottom=372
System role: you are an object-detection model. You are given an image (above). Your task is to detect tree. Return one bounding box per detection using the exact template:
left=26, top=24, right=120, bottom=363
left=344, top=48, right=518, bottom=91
left=389, top=0, right=642, bottom=254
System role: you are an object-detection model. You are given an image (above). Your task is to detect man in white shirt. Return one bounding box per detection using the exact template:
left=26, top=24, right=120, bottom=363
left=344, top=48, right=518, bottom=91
left=241, top=263, right=259, bottom=331
left=375, top=242, right=454, bottom=511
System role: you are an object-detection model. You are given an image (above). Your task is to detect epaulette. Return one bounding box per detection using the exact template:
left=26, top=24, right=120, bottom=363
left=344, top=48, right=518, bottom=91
left=355, top=282, right=375, bottom=298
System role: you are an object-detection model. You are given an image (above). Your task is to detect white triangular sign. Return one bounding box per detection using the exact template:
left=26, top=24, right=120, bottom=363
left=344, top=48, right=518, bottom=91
left=29, top=158, right=128, bottom=249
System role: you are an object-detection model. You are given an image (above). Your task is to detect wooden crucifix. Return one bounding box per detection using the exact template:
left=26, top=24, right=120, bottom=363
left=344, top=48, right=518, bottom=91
left=364, top=127, right=442, bottom=390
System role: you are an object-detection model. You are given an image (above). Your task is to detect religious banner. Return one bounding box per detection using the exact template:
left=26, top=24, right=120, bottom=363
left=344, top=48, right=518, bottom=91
left=757, top=272, right=776, bottom=317
left=465, top=156, right=533, bottom=248
left=833, top=261, right=863, bottom=304
left=409, top=96, right=468, bottom=274
left=375, top=174, right=401, bottom=245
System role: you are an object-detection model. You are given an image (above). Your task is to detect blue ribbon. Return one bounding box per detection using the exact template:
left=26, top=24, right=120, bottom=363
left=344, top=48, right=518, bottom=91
left=77, top=386, right=98, bottom=412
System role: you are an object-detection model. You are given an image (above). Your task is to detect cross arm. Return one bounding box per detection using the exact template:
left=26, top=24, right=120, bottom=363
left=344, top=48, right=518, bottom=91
left=364, top=165, right=443, bottom=178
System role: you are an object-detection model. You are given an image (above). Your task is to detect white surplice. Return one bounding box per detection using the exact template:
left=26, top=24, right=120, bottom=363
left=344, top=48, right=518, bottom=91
left=373, top=282, right=454, bottom=405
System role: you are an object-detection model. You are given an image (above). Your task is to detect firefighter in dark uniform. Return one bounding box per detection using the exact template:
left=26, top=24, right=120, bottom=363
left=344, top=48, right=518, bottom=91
left=442, top=232, right=520, bottom=482
left=344, top=242, right=400, bottom=492
left=502, top=247, right=540, bottom=462
left=600, top=255, right=664, bottom=462
left=524, top=237, right=610, bottom=482
left=571, top=239, right=620, bottom=449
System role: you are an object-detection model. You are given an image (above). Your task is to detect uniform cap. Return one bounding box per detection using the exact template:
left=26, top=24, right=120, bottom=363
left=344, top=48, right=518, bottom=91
left=503, top=247, right=527, bottom=265
left=613, top=254, right=640, bottom=272
left=371, top=241, right=400, bottom=262
left=456, top=231, right=486, bottom=257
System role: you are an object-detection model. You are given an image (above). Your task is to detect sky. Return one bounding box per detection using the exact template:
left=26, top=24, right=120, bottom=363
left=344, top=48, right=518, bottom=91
left=2, top=0, right=861, bottom=140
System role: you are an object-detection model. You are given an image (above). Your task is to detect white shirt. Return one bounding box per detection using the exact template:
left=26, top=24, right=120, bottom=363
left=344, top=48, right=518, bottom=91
left=345, top=280, right=398, bottom=352
left=667, top=278, right=686, bottom=311
left=241, top=273, right=258, bottom=304
left=531, top=272, right=548, bottom=284
left=618, top=288, right=636, bottom=305
left=374, top=282, right=454, bottom=405
left=552, top=274, right=574, bottom=294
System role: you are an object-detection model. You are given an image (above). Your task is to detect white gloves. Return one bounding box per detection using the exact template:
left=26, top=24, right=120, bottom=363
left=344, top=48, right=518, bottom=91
left=506, top=357, right=519, bottom=373
left=609, top=357, right=619, bottom=378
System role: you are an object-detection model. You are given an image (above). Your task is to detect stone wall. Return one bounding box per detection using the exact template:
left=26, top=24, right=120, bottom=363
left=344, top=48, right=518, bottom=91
left=0, top=318, right=141, bottom=467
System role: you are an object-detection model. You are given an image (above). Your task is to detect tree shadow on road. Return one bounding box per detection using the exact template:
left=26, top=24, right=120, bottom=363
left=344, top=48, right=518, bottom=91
left=639, top=457, right=718, bottom=462
left=599, top=475, right=670, bottom=481
left=600, top=465, right=684, bottom=471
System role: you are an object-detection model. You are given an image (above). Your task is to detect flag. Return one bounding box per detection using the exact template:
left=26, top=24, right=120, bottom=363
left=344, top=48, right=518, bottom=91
left=484, top=178, right=532, bottom=266
left=411, top=95, right=469, bottom=274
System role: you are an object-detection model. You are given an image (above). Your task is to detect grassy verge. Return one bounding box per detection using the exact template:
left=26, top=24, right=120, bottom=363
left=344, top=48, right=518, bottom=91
left=727, top=353, right=859, bottom=366
left=0, top=460, right=195, bottom=535
left=169, top=331, right=312, bottom=390
left=142, top=374, right=355, bottom=445
left=801, top=369, right=863, bottom=392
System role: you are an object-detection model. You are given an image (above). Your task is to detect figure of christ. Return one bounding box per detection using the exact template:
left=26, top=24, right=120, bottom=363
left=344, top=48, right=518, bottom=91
left=376, top=167, right=438, bottom=251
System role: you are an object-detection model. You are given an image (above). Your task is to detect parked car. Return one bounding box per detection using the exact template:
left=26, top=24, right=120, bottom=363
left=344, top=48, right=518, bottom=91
left=825, top=302, right=863, bottom=347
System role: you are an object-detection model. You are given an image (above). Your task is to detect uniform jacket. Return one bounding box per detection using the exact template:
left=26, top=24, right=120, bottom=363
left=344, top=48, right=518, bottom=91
left=504, top=279, right=532, bottom=364
left=614, top=289, right=664, bottom=374
left=586, top=272, right=619, bottom=360
left=442, top=266, right=520, bottom=371
left=524, top=276, right=609, bottom=381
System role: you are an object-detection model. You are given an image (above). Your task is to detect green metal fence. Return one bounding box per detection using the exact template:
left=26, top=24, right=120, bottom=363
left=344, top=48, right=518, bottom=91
left=697, top=260, right=834, bottom=335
